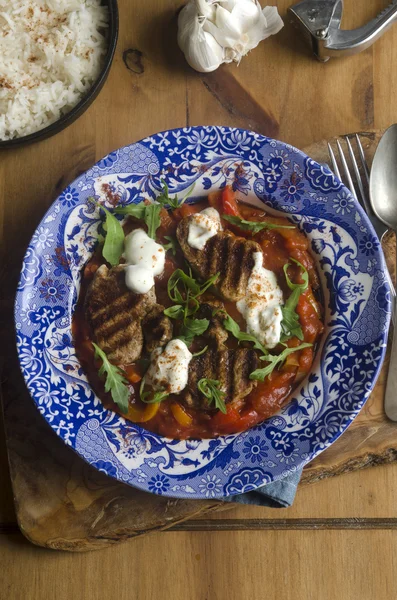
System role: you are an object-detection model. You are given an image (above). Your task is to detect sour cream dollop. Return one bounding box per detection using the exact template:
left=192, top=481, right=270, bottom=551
left=187, top=207, right=222, bottom=250
left=124, top=228, right=165, bottom=294
left=237, top=252, right=284, bottom=349
left=145, top=339, right=192, bottom=394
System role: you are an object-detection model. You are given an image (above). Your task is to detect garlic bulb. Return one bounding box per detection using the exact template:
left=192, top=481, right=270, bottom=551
left=177, top=0, right=284, bottom=73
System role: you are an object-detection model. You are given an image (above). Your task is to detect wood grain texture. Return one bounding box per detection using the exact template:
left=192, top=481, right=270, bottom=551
left=2, top=530, right=397, bottom=600
left=1, top=0, right=397, bottom=562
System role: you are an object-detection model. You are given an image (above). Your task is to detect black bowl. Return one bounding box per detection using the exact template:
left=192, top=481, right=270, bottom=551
left=0, top=0, right=119, bottom=149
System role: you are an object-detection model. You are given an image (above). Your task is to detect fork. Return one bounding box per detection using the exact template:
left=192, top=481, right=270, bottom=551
left=328, top=135, right=396, bottom=312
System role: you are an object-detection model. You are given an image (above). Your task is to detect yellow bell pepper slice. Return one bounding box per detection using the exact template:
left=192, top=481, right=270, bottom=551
left=171, top=402, right=193, bottom=427
left=127, top=402, right=159, bottom=423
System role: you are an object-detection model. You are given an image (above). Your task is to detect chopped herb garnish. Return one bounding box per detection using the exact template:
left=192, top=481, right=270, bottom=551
left=222, top=311, right=313, bottom=381
left=223, top=214, right=295, bottom=234
left=198, top=378, right=227, bottom=413
left=222, top=313, right=268, bottom=355
left=145, top=203, right=162, bottom=239
left=139, top=378, right=169, bottom=404
left=114, top=201, right=162, bottom=240
left=165, top=269, right=219, bottom=345
left=163, top=305, right=185, bottom=319
left=280, top=259, right=309, bottom=342
left=178, top=318, right=210, bottom=345
left=156, top=180, right=195, bottom=210
left=163, top=235, right=179, bottom=255
left=113, top=203, right=146, bottom=220
left=249, top=343, right=313, bottom=381
left=92, top=343, right=129, bottom=413
left=167, top=269, right=219, bottom=304
left=93, top=200, right=125, bottom=266
left=192, top=345, right=208, bottom=358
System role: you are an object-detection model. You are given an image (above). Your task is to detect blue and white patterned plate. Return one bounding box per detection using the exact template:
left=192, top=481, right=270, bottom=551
left=15, top=126, right=391, bottom=499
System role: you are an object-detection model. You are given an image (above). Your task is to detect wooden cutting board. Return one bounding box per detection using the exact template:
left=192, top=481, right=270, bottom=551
left=2, top=130, right=396, bottom=552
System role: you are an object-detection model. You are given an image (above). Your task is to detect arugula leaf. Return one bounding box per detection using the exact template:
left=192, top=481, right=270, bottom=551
left=281, top=309, right=304, bottom=341
left=95, top=203, right=125, bottom=266
left=145, top=203, right=162, bottom=239
left=163, top=305, right=185, bottom=319
left=284, top=259, right=309, bottom=291
left=167, top=269, right=200, bottom=301
left=139, top=378, right=169, bottom=404
left=168, top=270, right=196, bottom=303
left=92, top=343, right=129, bottom=413
left=198, top=378, right=227, bottom=414
left=196, top=272, right=220, bottom=296
left=167, top=269, right=219, bottom=304
left=177, top=318, right=210, bottom=345
left=249, top=343, right=313, bottom=381
left=223, top=214, right=295, bottom=234
left=163, top=235, right=178, bottom=255
left=165, top=270, right=219, bottom=345
left=113, top=203, right=146, bottom=219
left=156, top=180, right=180, bottom=210
left=222, top=313, right=268, bottom=355
left=156, top=180, right=195, bottom=210
left=114, top=201, right=161, bottom=240
left=280, top=260, right=309, bottom=342
left=192, top=345, right=208, bottom=358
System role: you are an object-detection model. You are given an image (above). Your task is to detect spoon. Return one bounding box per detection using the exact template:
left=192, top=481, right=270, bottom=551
left=370, top=124, right=397, bottom=421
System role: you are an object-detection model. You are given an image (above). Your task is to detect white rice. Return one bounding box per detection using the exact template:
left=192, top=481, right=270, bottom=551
left=0, top=0, right=108, bottom=140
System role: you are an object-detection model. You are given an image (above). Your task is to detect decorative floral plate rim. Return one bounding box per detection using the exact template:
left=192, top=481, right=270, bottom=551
left=15, top=126, right=391, bottom=499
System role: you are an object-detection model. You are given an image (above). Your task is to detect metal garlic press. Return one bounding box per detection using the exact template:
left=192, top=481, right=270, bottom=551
left=288, top=0, right=397, bottom=61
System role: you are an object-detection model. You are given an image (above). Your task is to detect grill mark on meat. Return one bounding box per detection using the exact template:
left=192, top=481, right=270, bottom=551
left=102, top=329, right=143, bottom=358
left=240, top=241, right=256, bottom=285
left=242, top=348, right=257, bottom=382
left=95, top=313, right=137, bottom=339
left=91, top=292, right=146, bottom=327
left=203, top=234, right=217, bottom=275
left=227, top=237, right=245, bottom=289
left=204, top=233, right=228, bottom=280
left=224, top=349, right=236, bottom=400
left=218, top=234, right=231, bottom=281
left=91, top=290, right=152, bottom=334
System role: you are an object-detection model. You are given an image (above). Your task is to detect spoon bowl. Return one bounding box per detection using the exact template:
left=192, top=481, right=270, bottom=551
left=370, top=123, right=397, bottom=422
left=370, top=124, right=397, bottom=230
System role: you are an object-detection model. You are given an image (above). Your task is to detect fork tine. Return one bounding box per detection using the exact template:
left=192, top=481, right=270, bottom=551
left=355, top=134, right=370, bottom=184
left=336, top=139, right=358, bottom=199
left=327, top=143, right=342, bottom=181
left=344, top=136, right=373, bottom=214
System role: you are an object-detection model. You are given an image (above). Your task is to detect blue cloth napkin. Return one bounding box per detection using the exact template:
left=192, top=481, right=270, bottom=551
left=224, top=468, right=303, bottom=508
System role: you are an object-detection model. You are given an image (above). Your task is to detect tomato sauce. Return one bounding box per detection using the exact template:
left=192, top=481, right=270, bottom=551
left=73, top=188, right=324, bottom=439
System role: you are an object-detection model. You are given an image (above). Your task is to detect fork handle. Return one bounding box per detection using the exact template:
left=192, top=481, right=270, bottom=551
left=385, top=302, right=397, bottom=420
left=385, top=242, right=397, bottom=420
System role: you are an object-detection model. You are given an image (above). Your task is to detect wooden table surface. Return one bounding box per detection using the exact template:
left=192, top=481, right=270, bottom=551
left=2, top=0, right=397, bottom=598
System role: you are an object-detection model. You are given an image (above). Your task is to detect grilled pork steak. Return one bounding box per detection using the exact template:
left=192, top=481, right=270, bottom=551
left=176, top=217, right=262, bottom=302
left=85, top=265, right=171, bottom=364
left=182, top=344, right=258, bottom=410
left=181, top=306, right=257, bottom=409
